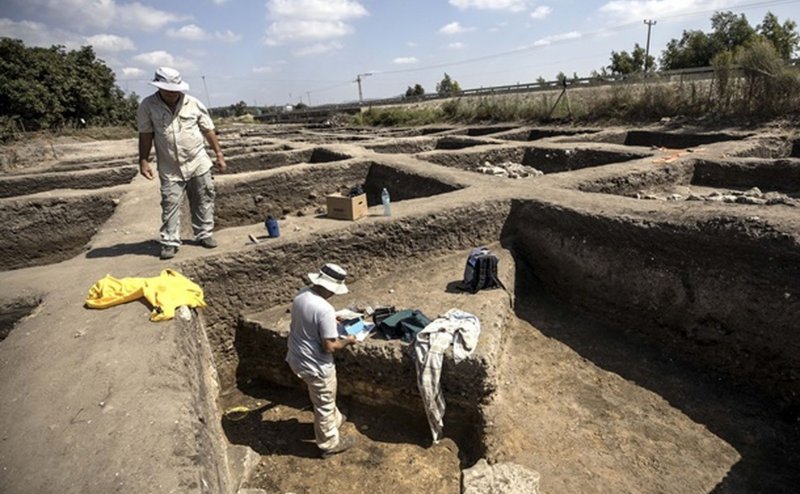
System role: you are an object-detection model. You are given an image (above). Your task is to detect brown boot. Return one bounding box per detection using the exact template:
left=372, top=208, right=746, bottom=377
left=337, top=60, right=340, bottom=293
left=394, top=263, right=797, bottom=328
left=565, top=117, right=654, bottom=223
left=320, top=436, right=357, bottom=459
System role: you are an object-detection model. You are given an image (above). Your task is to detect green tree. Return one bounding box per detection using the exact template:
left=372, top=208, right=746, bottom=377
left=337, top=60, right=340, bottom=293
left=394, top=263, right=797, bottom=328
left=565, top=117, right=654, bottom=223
left=609, top=44, right=656, bottom=74
left=0, top=38, right=135, bottom=131
left=660, top=30, right=715, bottom=69
left=230, top=100, right=247, bottom=116
left=758, top=12, right=800, bottom=59
left=709, top=11, right=756, bottom=52
left=436, top=73, right=461, bottom=96
left=404, top=83, right=424, bottom=98
left=660, top=11, right=797, bottom=70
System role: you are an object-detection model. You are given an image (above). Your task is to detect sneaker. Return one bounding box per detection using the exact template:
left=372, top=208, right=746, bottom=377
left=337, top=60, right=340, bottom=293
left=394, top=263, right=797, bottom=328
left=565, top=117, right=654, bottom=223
left=198, top=237, right=217, bottom=249
left=160, top=245, right=178, bottom=260
left=320, top=436, right=357, bottom=459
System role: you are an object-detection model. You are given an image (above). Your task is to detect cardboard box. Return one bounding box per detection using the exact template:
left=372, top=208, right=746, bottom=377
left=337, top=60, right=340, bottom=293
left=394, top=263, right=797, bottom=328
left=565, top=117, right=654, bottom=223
left=326, top=193, right=367, bottom=221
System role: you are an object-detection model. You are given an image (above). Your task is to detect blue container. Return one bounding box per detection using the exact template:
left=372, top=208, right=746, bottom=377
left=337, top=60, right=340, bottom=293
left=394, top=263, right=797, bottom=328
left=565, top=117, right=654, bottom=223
left=265, top=216, right=280, bottom=238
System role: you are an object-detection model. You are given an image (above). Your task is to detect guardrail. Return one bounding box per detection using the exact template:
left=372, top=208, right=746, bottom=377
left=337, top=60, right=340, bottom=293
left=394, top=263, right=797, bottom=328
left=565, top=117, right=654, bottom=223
left=254, top=65, right=722, bottom=123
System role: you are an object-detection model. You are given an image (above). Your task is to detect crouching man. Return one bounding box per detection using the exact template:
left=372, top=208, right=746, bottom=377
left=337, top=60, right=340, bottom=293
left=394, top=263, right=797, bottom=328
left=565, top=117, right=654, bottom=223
left=286, top=263, right=358, bottom=458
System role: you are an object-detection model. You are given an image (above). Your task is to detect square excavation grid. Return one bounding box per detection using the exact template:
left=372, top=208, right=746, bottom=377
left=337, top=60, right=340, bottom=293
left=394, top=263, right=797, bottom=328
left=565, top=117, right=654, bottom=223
left=225, top=147, right=352, bottom=173
left=213, top=161, right=462, bottom=228
left=0, top=192, right=120, bottom=271
left=580, top=156, right=800, bottom=206
left=418, top=144, right=650, bottom=174
left=5, top=123, right=800, bottom=494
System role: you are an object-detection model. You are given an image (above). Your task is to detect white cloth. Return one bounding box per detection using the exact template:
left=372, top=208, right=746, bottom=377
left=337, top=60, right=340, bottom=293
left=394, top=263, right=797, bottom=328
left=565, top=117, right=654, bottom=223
left=413, top=309, right=481, bottom=443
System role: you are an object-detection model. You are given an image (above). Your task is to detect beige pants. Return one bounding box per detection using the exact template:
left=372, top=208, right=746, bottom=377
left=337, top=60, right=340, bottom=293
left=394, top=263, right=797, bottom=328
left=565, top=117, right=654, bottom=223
left=299, top=368, right=345, bottom=451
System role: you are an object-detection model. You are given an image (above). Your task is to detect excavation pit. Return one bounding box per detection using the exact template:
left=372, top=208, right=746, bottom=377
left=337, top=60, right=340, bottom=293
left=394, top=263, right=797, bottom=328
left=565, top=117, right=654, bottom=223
left=565, top=129, right=748, bottom=148
left=419, top=145, right=649, bottom=174
left=0, top=295, right=41, bottom=342
left=453, top=126, right=517, bottom=137
left=213, top=161, right=462, bottom=228
left=580, top=158, right=800, bottom=205
left=224, top=147, right=352, bottom=174
left=0, top=192, right=119, bottom=271
left=0, top=166, right=138, bottom=198
left=366, top=135, right=496, bottom=154
left=497, top=127, right=600, bottom=142
left=218, top=247, right=514, bottom=491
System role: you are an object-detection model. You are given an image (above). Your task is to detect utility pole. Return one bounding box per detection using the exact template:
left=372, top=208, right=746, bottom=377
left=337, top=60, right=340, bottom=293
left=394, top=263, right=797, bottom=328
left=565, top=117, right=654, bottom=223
left=306, top=91, right=311, bottom=106
left=643, top=19, right=657, bottom=74
left=355, top=73, right=372, bottom=103
left=202, top=75, right=212, bottom=107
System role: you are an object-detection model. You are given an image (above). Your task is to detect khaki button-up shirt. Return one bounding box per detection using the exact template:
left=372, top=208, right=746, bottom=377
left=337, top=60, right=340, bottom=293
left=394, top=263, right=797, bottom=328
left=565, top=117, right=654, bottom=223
left=137, top=93, right=215, bottom=181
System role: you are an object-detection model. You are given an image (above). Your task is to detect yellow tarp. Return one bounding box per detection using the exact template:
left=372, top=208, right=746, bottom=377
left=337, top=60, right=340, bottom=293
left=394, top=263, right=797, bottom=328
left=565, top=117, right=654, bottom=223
left=85, top=269, right=206, bottom=322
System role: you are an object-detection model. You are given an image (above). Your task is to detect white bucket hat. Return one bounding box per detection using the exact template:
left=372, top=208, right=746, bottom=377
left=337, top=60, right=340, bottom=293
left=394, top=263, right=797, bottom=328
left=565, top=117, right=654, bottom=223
left=308, top=263, right=348, bottom=295
left=149, top=66, right=190, bottom=92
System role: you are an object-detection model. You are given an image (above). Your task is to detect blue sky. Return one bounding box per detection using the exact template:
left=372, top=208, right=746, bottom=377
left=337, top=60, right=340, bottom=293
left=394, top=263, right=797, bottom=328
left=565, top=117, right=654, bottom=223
left=1, top=0, right=798, bottom=107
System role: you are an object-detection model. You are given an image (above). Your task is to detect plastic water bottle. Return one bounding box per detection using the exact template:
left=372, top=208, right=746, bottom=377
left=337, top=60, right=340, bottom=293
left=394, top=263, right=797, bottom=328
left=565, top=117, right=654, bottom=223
left=381, top=187, right=391, bottom=217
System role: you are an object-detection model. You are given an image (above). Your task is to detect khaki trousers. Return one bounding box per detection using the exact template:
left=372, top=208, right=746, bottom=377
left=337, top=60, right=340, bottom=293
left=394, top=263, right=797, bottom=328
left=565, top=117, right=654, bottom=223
left=299, top=368, right=344, bottom=451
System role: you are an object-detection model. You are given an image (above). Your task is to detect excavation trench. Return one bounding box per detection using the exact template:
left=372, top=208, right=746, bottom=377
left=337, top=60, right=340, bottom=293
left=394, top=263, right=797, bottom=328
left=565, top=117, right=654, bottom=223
left=578, top=157, right=800, bottom=202
left=0, top=166, right=138, bottom=198
left=178, top=186, right=800, bottom=491
left=223, top=147, right=352, bottom=174
left=419, top=145, right=649, bottom=174
left=0, top=192, right=120, bottom=271
left=213, top=160, right=462, bottom=228
left=0, top=295, right=42, bottom=342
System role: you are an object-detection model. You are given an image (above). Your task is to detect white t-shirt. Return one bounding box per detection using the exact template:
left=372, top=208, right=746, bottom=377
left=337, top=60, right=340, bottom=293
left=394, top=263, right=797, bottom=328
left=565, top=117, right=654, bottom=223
left=286, top=288, right=338, bottom=378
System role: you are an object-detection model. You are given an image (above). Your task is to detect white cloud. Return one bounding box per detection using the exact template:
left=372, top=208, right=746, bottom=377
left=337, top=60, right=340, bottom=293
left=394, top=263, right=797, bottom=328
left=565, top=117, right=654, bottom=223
left=439, top=22, right=474, bottom=35
left=533, top=31, right=581, bottom=46
left=448, top=42, right=465, bottom=49
left=0, top=17, right=85, bottom=48
left=530, top=6, right=552, bottom=19
left=167, top=24, right=208, bottom=41
left=132, top=50, right=196, bottom=70
left=407, top=41, right=418, bottom=47
left=293, top=41, right=342, bottom=56
left=84, top=33, right=135, bottom=52
left=116, top=2, right=188, bottom=31
left=599, top=0, right=737, bottom=24
left=121, top=66, right=145, bottom=77
left=266, top=20, right=352, bottom=45
left=212, top=0, right=230, bottom=4
left=215, top=29, right=241, bottom=43
left=252, top=66, right=275, bottom=73
left=166, top=25, right=241, bottom=43
left=393, top=56, right=417, bottom=64
left=449, top=0, right=532, bottom=12
left=13, top=0, right=188, bottom=32
left=267, top=0, right=367, bottom=20
left=264, top=0, right=367, bottom=46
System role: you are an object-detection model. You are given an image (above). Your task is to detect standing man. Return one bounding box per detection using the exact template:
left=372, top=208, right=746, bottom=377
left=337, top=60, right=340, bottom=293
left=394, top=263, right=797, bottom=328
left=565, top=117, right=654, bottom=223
left=286, top=263, right=358, bottom=458
left=137, top=66, right=227, bottom=260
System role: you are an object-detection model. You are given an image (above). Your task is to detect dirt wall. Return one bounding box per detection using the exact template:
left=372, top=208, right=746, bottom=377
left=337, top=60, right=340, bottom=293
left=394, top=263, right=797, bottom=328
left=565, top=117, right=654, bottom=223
left=0, top=166, right=137, bottom=198
left=504, top=199, right=800, bottom=405
left=691, top=159, right=800, bottom=192
left=180, top=200, right=512, bottom=388
left=0, top=193, right=119, bottom=271
left=213, top=162, right=371, bottom=228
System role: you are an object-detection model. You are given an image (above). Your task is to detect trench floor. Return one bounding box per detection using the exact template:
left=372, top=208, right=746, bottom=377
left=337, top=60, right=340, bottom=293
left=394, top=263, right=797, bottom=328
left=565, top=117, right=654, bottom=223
left=221, top=251, right=800, bottom=494
left=485, top=268, right=800, bottom=494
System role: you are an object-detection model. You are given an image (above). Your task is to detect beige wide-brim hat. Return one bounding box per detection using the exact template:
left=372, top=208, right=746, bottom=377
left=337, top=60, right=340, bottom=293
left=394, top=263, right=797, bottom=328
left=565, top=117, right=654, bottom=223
left=308, top=263, right=348, bottom=295
left=149, top=66, right=190, bottom=92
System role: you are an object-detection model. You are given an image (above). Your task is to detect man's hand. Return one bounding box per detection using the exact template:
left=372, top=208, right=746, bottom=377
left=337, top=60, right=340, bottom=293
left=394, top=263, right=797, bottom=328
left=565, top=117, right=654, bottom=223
left=139, top=160, right=156, bottom=180
left=216, top=153, right=227, bottom=174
